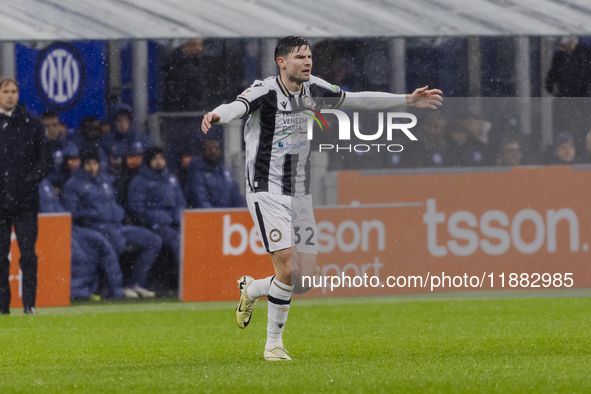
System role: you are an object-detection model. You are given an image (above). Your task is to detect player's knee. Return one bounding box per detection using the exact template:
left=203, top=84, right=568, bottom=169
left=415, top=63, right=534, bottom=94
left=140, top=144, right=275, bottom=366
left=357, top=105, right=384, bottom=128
left=271, top=248, right=291, bottom=265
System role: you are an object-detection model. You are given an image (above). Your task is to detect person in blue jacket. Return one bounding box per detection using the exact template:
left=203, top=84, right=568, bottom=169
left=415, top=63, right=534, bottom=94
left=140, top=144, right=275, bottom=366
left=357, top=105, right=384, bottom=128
left=54, top=142, right=82, bottom=190
left=101, top=106, right=154, bottom=204
left=38, top=178, right=135, bottom=300
left=102, top=106, right=154, bottom=159
left=127, top=147, right=186, bottom=266
left=184, top=138, right=246, bottom=208
left=60, top=147, right=162, bottom=298
left=40, top=110, right=68, bottom=187
left=69, top=116, right=110, bottom=169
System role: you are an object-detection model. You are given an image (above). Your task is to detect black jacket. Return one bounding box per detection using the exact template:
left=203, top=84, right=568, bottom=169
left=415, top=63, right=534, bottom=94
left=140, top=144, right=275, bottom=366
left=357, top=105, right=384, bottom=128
left=0, top=103, right=52, bottom=212
left=161, top=47, right=206, bottom=111
left=546, top=44, right=591, bottom=97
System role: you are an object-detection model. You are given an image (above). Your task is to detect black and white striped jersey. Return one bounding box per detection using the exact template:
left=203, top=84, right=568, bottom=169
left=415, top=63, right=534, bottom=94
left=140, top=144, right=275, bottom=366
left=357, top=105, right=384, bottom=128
left=236, top=74, right=345, bottom=197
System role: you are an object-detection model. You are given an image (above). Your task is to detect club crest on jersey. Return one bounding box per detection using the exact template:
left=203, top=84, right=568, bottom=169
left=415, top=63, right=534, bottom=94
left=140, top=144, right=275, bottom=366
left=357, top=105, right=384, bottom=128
left=269, top=229, right=282, bottom=242
left=302, top=95, right=314, bottom=108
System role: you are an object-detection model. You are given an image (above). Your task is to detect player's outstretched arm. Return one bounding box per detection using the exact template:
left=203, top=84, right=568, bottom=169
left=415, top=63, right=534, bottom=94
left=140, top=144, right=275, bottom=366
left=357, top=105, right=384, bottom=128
left=201, top=101, right=247, bottom=134
left=341, top=86, right=443, bottom=110
left=405, top=85, right=443, bottom=109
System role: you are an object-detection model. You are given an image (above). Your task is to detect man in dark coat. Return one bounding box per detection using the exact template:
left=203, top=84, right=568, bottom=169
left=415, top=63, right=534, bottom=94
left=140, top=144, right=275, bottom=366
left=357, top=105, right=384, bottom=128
left=160, top=39, right=209, bottom=173
left=161, top=39, right=207, bottom=112
left=546, top=37, right=591, bottom=98
left=546, top=37, right=591, bottom=148
left=0, top=78, right=52, bottom=315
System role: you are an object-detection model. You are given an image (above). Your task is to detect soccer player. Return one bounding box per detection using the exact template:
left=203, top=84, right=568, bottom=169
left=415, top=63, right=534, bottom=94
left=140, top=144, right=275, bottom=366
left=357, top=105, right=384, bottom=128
left=201, top=36, right=442, bottom=360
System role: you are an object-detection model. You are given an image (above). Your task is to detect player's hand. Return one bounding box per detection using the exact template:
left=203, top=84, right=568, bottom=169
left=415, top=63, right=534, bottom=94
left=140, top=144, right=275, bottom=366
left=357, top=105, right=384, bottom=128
left=406, top=86, right=443, bottom=109
left=201, top=112, right=221, bottom=134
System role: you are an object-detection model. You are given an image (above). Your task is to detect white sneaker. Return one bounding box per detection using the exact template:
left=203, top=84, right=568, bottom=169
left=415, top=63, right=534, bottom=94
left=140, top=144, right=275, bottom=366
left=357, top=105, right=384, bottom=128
left=236, top=275, right=256, bottom=329
left=131, top=285, right=155, bottom=298
left=123, top=288, right=139, bottom=298
left=264, top=346, right=291, bottom=361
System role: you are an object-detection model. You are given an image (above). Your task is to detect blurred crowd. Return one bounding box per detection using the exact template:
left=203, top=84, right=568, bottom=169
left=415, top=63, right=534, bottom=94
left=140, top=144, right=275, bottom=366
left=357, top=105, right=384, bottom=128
left=39, top=106, right=245, bottom=301
left=326, top=110, right=591, bottom=171
left=311, top=36, right=591, bottom=171
left=155, top=37, right=591, bottom=173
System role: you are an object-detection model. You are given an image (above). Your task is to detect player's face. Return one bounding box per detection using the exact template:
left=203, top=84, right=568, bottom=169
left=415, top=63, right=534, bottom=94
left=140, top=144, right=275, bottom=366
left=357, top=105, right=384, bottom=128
left=282, top=45, right=312, bottom=83
left=0, top=82, right=19, bottom=112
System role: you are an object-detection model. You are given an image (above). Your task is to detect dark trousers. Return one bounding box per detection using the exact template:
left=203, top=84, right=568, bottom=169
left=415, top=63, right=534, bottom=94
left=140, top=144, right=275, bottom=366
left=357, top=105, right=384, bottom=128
left=164, top=118, right=200, bottom=174
left=71, top=226, right=124, bottom=299
left=153, top=225, right=181, bottom=266
left=0, top=210, right=39, bottom=311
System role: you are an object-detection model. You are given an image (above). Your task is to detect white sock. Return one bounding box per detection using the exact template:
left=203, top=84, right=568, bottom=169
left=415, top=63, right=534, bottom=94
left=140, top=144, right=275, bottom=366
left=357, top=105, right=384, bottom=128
left=265, top=278, right=293, bottom=350
left=246, top=275, right=274, bottom=300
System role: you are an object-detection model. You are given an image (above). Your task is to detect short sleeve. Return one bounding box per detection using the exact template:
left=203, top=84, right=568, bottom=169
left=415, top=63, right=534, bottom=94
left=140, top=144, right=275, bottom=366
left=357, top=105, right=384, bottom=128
left=236, top=80, right=269, bottom=116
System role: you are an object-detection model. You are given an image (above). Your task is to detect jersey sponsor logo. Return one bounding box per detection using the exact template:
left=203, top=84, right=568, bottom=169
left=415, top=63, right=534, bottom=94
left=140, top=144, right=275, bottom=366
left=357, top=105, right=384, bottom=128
left=281, top=112, right=308, bottom=135
left=35, top=43, right=86, bottom=111
left=277, top=140, right=307, bottom=149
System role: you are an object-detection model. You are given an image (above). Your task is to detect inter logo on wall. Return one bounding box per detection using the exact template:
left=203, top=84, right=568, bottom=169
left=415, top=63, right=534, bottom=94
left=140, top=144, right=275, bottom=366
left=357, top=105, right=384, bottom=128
left=16, top=41, right=106, bottom=129
left=35, top=43, right=86, bottom=111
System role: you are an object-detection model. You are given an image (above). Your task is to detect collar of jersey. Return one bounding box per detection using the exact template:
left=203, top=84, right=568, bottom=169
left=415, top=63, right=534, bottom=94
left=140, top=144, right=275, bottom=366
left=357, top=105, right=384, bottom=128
left=276, top=75, right=305, bottom=98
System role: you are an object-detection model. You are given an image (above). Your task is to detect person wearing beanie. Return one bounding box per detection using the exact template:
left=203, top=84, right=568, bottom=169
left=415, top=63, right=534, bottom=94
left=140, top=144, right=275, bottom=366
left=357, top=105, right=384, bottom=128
left=127, top=147, right=186, bottom=267
left=54, top=142, right=82, bottom=190
left=61, top=147, right=163, bottom=298
left=101, top=106, right=154, bottom=205
left=70, top=116, right=109, bottom=169
left=545, top=131, right=577, bottom=165
left=40, top=110, right=68, bottom=188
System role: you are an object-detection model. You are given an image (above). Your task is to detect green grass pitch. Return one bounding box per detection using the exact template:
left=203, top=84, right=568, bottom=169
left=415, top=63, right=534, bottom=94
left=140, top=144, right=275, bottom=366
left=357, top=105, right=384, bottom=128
left=1, top=296, right=590, bottom=393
